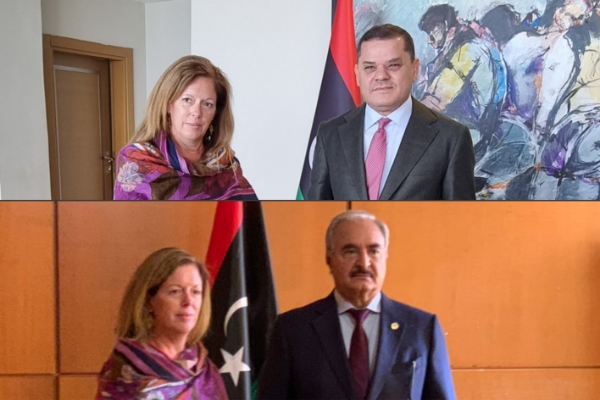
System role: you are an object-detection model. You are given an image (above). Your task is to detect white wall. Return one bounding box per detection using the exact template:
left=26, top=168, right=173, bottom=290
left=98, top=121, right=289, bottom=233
left=192, top=0, right=332, bottom=199
left=145, top=0, right=191, bottom=95
left=0, top=0, right=51, bottom=199
left=42, top=0, right=147, bottom=126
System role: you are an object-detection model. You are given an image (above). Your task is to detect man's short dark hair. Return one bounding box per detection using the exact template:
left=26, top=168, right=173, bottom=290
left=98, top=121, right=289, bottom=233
left=418, top=4, right=458, bottom=33
left=357, top=23, right=416, bottom=61
left=480, top=4, right=523, bottom=45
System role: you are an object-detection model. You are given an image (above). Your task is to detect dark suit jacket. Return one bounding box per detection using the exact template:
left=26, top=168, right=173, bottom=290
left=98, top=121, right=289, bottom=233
left=257, top=293, right=456, bottom=400
left=307, top=98, right=475, bottom=200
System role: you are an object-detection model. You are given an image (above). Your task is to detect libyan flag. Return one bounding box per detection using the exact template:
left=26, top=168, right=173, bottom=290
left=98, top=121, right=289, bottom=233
left=204, top=202, right=278, bottom=400
left=296, top=0, right=361, bottom=199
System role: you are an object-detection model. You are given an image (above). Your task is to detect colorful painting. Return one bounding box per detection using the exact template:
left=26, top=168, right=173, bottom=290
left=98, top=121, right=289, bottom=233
left=354, top=0, right=600, bottom=199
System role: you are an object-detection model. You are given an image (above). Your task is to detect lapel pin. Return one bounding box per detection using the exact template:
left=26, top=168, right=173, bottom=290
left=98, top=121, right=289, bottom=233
left=391, top=322, right=399, bottom=330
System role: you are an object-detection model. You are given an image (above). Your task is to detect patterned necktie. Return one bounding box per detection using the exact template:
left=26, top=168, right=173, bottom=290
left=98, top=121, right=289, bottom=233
left=365, top=118, right=391, bottom=200
left=347, top=309, right=370, bottom=400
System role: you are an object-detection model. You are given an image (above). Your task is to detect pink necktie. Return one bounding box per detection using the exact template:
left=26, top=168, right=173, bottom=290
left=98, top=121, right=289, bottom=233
left=347, top=309, right=370, bottom=400
left=365, top=118, right=391, bottom=200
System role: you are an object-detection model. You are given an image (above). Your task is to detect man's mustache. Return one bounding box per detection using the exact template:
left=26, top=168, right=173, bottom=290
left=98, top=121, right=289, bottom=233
left=350, top=268, right=374, bottom=278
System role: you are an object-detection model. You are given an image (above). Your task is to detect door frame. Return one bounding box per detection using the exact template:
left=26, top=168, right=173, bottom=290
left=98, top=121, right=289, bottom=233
left=42, top=34, right=134, bottom=200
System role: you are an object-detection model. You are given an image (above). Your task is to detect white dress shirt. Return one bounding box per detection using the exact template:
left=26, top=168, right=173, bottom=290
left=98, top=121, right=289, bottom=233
left=363, top=98, right=413, bottom=196
left=334, top=290, right=381, bottom=376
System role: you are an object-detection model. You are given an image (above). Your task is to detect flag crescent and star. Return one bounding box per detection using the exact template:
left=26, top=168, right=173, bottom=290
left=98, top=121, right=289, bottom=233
left=219, top=297, right=251, bottom=386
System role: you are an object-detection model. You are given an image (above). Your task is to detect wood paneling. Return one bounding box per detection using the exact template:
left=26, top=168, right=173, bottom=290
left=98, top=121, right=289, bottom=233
left=0, top=376, right=55, bottom=400
left=58, top=202, right=216, bottom=373
left=355, top=203, right=600, bottom=368
left=59, top=375, right=96, bottom=400
left=454, top=368, right=600, bottom=400
left=263, top=202, right=348, bottom=312
left=0, top=203, right=55, bottom=374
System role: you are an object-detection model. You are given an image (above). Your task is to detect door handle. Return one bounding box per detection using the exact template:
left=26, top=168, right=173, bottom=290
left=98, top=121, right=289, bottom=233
left=103, top=155, right=115, bottom=171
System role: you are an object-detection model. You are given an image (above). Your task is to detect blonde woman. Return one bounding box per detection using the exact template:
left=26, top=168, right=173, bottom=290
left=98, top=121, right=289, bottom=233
left=114, top=56, right=257, bottom=200
left=96, top=248, right=228, bottom=399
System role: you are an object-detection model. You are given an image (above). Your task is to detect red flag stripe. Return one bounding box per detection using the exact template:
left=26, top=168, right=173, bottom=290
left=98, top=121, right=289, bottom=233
left=205, top=201, right=243, bottom=287
left=330, top=0, right=361, bottom=106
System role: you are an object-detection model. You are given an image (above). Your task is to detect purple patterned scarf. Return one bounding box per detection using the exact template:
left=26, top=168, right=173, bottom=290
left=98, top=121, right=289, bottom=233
left=114, top=132, right=257, bottom=200
left=96, top=338, right=229, bottom=400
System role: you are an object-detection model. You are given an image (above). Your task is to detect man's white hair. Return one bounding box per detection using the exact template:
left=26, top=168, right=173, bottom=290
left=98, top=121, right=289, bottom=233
left=325, top=210, right=389, bottom=256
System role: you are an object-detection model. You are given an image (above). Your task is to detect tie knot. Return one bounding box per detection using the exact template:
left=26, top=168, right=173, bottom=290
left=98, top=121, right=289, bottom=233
left=348, top=309, right=370, bottom=325
left=377, top=117, right=391, bottom=130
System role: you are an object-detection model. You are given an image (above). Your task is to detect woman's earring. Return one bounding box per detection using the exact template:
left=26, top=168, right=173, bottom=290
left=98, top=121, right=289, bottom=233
left=206, top=125, right=214, bottom=142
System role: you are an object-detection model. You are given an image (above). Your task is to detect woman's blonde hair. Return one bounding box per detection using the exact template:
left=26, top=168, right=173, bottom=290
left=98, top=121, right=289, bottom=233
left=116, top=247, right=212, bottom=347
left=130, top=55, right=235, bottom=160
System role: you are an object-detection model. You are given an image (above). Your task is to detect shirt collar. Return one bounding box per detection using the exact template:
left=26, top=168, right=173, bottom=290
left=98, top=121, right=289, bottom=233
left=365, top=96, right=413, bottom=130
left=334, top=289, right=382, bottom=314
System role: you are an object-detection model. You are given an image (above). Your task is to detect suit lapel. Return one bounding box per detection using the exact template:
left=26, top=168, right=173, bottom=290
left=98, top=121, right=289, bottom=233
left=338, top=105, right=369, bottom=200
left=380, top=98, right=439, bottom=200
left=367, top=294, right=406, bottom=400
left=312, top=294, right=356, bottom=400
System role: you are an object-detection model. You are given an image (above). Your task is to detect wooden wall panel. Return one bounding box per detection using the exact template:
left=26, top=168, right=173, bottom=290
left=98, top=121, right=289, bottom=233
left=58, top=202, right=216, bottom=373
left=263, top=202, right=348, bottom=312
left=59, top=375, right=96, bottom=400
left=454, top=368, right=600, bottom=400
left=0, top=376, right=55, bottom=400
left=0, top=203, right=55, bottom=374
left=355, top=203, right=600, bottom=368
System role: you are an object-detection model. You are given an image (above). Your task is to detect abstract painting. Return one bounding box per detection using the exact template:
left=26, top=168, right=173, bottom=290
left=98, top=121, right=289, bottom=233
left=354, top=0, right=600, bottom=199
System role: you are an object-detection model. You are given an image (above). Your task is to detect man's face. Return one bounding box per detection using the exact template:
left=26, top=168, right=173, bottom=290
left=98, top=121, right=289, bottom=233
left=554, top=0, right=591, bottom=31
left=327, top=219, right=388, bottom=305
left=355, top=37, right=420, bottom=115
left=426, top=22, right=447, bottom=50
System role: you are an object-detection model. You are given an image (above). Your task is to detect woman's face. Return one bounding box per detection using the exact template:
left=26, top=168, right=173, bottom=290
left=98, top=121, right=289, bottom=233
left=149, top=264, right=204, bottom=338
left=168, top=76, right=217, bottom=146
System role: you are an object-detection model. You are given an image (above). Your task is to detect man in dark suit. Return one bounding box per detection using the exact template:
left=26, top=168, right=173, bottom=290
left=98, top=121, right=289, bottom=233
left=257, top=210, right=456, bottom=400
left=307, top=24, right=475, bottom=200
